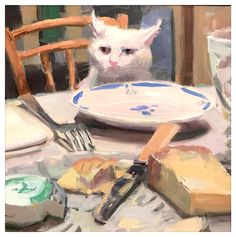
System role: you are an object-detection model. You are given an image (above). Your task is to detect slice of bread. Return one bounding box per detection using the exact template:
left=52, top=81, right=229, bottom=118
left=147, top=146, right=231, bottom=216
left=57, top=156, right=124, bottom=194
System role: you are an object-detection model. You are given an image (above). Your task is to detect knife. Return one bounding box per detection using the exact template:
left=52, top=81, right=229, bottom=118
left=93, top=123, right=180, bottom=224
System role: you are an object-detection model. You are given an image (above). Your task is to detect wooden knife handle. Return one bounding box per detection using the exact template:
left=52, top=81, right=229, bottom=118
left=139, top=123, right=180, bottom=161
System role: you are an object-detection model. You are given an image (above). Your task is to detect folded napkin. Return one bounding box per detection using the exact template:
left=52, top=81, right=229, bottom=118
left=5, top=105, right=47, bottom=151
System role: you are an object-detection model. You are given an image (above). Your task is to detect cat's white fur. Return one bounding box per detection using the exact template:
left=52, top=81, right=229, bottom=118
left=79, top=11, right=162, bottom=89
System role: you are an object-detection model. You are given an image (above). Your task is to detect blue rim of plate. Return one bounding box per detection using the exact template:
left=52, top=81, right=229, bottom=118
left=72, top=81, right=211, bottom=112
left=71, top=81, right=215, bottom=129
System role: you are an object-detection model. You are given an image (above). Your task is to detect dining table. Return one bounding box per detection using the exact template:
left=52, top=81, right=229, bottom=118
left=5, top=85, right=231, bottom=232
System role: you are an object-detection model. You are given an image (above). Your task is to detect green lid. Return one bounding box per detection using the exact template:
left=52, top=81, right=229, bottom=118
left=5, top=174, right=53, bottom=206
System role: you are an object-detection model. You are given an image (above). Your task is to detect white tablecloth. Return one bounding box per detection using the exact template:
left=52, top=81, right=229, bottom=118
left=28, top=86, right=230, bottom=161
left=5, top=86, right=231, bottom=232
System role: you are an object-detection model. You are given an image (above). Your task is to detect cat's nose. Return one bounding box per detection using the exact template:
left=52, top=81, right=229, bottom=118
left=109, top=60, right=118, bottom=67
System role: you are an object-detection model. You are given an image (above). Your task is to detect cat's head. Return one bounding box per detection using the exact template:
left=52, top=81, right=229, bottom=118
left=89, top=11, right=162, bottom=77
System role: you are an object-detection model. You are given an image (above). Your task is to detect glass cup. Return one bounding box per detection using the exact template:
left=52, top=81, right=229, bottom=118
left=207, top=27, right=231, bottom=161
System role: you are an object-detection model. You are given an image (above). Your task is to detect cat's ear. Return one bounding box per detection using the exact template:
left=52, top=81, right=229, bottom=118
left=140, top=18, right=162, bottom=46
left=91, top=10, right=107, bottom=38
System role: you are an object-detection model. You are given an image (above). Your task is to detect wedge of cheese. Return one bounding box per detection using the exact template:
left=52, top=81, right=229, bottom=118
left=147, top=146, right=231, bottom=216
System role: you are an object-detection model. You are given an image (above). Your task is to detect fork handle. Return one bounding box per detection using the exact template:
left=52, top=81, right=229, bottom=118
left=19, top=93, right=59, bottom=128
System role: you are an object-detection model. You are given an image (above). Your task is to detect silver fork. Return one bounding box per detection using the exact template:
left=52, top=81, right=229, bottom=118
left=19, top=93, right=95, bottom=152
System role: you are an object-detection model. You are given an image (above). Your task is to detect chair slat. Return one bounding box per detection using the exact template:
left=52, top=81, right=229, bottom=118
left=65, top=49, right=76, bottom=90
left=12, top=16, right=91, bottom=38
left=116, top=14, right=129, bottom=28
left=5, top=28, right=30, bottom=94
left=12, top=14, right=129, bottom=39
left=19, top=39, right=90, bottom=59
left=40, top=53, right=56, bottom=92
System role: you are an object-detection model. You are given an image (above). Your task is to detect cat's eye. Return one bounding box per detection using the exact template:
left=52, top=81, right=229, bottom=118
left=122, top=48, right=135, bottom=55
left=99, top=47, right=111, bottom=55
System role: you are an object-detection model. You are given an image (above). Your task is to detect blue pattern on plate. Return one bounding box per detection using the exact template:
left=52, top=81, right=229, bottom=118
left=130, top=105, right=158, bottom=116
left=142, top=110, right=151, bottom=115
left=130, top=105, right=149, bottom=111
left=202, top=102, right=211, bottom=110
left=181, top=87, right=208, bottom=100
left=73, top=91, right=83, bottom=104
left=131, top=82, right=171, bottom=87
left=91, top=83, right=123, bottom=91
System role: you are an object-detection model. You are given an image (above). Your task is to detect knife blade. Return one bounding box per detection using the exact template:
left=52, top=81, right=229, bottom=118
left=93, top=160, right=147, bottom=224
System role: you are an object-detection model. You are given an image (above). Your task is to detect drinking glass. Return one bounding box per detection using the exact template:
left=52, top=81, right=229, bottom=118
left=207, top=27, right=231, bottom=161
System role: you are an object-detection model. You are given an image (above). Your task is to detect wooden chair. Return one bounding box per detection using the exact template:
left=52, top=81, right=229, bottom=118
left=5, top=14, right=128, bottom=95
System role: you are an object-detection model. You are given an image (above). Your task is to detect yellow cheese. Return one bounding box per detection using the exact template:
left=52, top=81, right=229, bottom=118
left=147, top=146, right=231, bottom=216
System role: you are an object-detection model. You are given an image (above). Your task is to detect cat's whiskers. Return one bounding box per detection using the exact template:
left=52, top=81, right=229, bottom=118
left=75, top=67, right=91, bottom=75
left=120, top=67, right=153, bottom=76
left=75, top=62, right=101, bottom=74
left=79, top=63, right=154, bottom=78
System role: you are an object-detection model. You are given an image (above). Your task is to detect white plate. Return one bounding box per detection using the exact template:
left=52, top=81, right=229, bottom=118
left=71, top=81, right=215, bottom=130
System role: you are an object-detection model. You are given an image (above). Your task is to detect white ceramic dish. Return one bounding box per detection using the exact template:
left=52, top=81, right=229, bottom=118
left=5, top=174, right=66, bottom=227
left=71, top=81, right=215, bottom=130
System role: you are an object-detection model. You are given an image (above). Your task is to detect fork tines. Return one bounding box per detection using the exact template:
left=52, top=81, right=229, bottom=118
left=64, top=126, right=95, bottom=152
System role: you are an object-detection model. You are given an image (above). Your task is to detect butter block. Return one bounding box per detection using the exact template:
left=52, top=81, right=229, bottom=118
left=147, top=146, right=231, bottom=216
left=164, top=217, right=208, bottom=232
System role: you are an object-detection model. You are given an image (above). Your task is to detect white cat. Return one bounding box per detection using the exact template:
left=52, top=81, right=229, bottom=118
left=79, top=11, right=162, bottom=89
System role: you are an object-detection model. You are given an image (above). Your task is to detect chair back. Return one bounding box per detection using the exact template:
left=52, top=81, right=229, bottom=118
left=6, top=14, right=128, bottom=95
